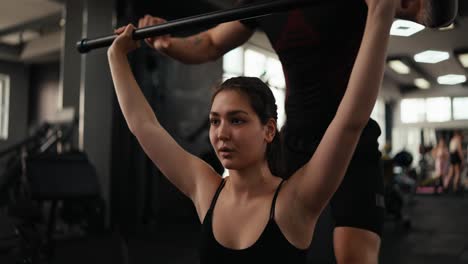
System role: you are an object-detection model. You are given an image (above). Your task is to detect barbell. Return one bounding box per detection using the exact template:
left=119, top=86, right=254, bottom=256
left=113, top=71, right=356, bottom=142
left=76, top=0, right=458, bottom=54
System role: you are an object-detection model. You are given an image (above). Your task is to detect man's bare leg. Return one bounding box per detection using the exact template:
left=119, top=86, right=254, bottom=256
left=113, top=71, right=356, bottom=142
left=453, top=165, right=461, bottom=192
left=334, top=227, right=381, bottom=264
left=445, top=166, right=454, bottom=190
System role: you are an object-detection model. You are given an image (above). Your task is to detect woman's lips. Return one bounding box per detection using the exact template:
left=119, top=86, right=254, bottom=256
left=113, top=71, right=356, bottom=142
left=218, top=148, right=234, bottom=158
left=220, top=152, right=232, bottom=158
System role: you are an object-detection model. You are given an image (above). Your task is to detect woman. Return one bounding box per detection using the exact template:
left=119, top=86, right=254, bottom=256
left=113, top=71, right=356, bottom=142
left=432, top=137, right=449, bottom=193
left=107, top=0, right=397, bottom=262
left=445, top=131, right=464, bottom=193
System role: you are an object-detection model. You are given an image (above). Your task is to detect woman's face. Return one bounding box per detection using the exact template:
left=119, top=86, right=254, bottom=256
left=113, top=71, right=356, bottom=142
left=209, top=89, right=274, bottom=170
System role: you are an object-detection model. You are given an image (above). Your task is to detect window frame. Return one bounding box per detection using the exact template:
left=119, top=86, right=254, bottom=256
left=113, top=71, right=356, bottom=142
left=0, top=73, right=10, bottom=140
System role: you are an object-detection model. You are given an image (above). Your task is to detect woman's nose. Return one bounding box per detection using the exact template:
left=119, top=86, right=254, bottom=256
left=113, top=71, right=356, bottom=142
left=217, top=122, right=230, bottom=140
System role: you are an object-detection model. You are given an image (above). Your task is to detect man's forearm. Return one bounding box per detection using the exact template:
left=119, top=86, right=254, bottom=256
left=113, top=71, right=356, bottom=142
left=160, top=32, right=222, bottom=64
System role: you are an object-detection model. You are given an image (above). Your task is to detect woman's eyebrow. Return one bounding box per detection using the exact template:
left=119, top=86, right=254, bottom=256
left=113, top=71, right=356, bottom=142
left=209, top=110, right=249, bottom=116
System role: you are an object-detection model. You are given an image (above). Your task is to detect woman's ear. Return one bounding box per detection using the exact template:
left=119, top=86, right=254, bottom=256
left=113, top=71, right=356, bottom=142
left=265, top=118, right=277, bottom=143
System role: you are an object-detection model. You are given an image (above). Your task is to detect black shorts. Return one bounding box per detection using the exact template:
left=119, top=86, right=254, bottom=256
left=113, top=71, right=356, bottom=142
left=277, top=119, right=385, bottom=236
left=450, top=152, right=462, bottom=165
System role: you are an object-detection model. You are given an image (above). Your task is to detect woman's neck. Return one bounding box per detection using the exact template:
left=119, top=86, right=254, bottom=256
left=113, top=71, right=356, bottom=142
left=225, top=161, right=278, bottom=202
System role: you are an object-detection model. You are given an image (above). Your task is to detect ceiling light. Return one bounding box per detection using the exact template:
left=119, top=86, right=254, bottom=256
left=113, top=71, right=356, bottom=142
left=0, top=30, right=40, bottom=45
left=414, top=78, right=430, bottom=89
left=0, top=34, right=20, bottom=45
left=457, top=53, right=468, bottom=68
left=437, top=74, right=467, bottom=85
left=414, top=50, right=450, bottom=64
left=388, top=60, right=411, bottom=74
left=390, top=20, right=425, bottom=37
left=21, top=31, right=40, bottom=42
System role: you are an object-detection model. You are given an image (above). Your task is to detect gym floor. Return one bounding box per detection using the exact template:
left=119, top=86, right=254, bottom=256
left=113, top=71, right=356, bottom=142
left=379, top=193, right=468, bottom=264
left=6, top=193, right=463, bottom=264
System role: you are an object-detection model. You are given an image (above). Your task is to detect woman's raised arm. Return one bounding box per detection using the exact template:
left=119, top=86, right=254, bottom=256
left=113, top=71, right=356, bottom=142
left=107, top=24, right=221, bottom=221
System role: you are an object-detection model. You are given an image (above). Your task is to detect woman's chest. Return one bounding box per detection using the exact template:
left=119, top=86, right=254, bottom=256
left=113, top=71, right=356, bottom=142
left=212, top=198, right=272, bottom=249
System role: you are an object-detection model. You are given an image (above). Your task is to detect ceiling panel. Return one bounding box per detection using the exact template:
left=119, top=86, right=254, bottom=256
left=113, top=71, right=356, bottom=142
left=387, top=15, right=468, bottom=92
left=0, top=0, right=62, bottom=31
left=0, top=0, right=467, bottom=92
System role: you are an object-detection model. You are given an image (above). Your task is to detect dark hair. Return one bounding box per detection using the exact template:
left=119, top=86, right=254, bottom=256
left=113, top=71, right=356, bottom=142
left=211, top=77, right=283, bottom=176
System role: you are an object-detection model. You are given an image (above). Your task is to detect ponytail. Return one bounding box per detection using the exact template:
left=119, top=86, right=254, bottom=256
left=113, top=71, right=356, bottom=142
left=266, top=126, right=284, bottom=178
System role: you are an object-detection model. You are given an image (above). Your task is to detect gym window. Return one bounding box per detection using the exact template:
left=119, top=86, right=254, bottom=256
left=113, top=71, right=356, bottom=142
left=453, top=97, right=468, bottom=120
left=425, top=97, right=451, bottom=122
left=400, top=97, right=459, bottom=124
left=0, top=74, right=10, bottom=140
left=401, top=98, right=426, bottom=123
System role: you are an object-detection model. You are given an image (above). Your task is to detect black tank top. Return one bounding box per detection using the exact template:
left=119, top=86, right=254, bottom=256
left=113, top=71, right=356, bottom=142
left=199, top=178, right=307, bottom=264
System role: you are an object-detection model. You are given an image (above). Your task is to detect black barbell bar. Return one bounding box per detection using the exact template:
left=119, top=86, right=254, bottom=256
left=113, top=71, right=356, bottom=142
left=76, top=0, right=316, bottom=53
left=76, top=0, right=458, bottom=53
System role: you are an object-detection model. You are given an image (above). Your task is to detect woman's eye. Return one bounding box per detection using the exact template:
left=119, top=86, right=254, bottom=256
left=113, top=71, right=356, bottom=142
left=232, top=118, right=244, bottom=125
left=210, top=119, right=219, bottom=125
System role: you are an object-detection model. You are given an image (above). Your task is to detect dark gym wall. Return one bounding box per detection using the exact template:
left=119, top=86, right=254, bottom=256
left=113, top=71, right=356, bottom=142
left=385, top=101, right=394, bottom=143
left=0, top=61, right=29, bottom=149
left=57, top=0, right=224, bottom=238
left=61, top=0, right=84, bottom=146
left=110, top=0, right=223, bottom=249
left=60, top=0, right=116, bottom=225
left=28, top=62, right=60, bottom=127
left=110, top=45, right=223, bottom=264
